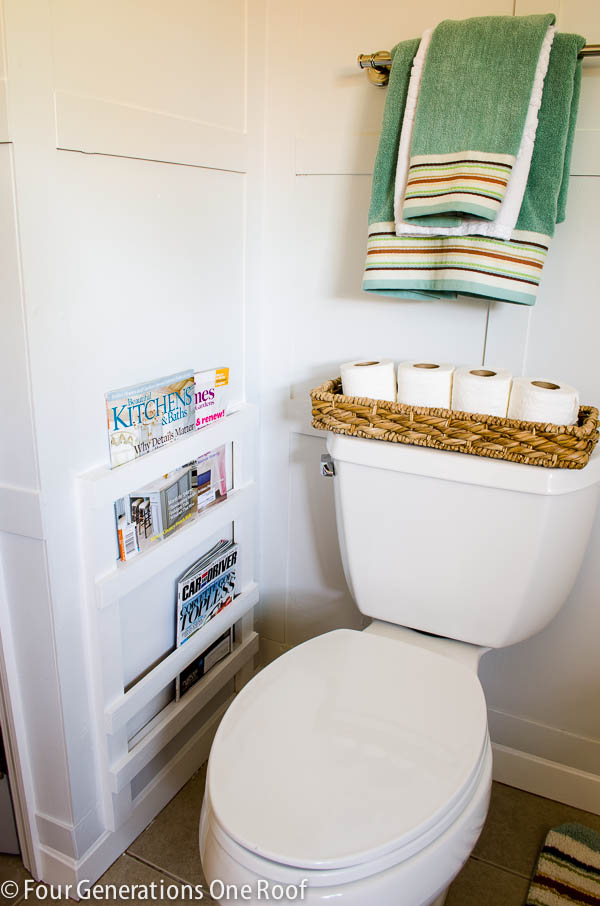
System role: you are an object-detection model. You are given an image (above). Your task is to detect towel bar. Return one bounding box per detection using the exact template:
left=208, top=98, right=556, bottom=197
left=358, top=43, right=600, bottom=86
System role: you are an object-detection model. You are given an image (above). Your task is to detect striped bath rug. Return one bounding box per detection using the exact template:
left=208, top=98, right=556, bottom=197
left=527, top=822, right=600, bottom=905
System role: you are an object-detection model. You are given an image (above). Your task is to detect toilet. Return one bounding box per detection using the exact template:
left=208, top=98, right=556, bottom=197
left=200, top=433, right=600, bottom=905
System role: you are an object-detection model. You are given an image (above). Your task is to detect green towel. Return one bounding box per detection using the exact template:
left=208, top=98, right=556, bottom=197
left=368, top=40, right=421, bottom=231
left=367, top=40, right=450, bottom=301
left=403, top=14, right=555, bottom=224
left=516, top=32, right=584, bottom=233
left=363, top=25, right=584, bottom=306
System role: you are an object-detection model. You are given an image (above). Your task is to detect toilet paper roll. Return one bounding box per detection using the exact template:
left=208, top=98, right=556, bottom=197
left=340, top=359, right=397, bottom=402
left=507, top=377, right=580, bottom=425
left=451, top=366, right=513, bottom=417
left=396, top=361, right=455, bottom=409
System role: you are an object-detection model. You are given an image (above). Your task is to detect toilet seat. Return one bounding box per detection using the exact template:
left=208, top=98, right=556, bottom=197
left=206, top=629, right=488, bottom=878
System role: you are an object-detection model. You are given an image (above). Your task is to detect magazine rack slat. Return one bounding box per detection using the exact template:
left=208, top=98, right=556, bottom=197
left=104, top=582, right=259, bottom=734
left=108, top=630, right=258, bottom=793
left=95, top=483, right=257, bottom=610
left=81, top=402, right=255, bottom=506
left=77, top=403, right=259, bottom=834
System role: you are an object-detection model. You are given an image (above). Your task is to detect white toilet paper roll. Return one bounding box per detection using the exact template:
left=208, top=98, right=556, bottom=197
left=396, top=361, right=455, bottom=409
left=340, top=359, right=397, bottom=402
left=507, top=377, right=580, bottom=425
left=451, top=366, right=513, bottom=417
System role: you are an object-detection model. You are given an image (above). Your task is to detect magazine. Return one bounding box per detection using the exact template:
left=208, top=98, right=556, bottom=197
left=114, top=443, right=231, bottom=562
left=106, top=370, right=195, bottom=468
left=176, top=628, right=232, bottom=700
left=176, top=541, right=239, bottom=646
left=196, top=445, right=228, bottom=513
left=114, top=461, right=198, bottom=561
left=195, top=368, right=229, bottom=430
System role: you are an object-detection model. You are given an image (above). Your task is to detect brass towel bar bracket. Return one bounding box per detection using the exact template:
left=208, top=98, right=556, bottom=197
left=358, top=44, right=600, bottom=86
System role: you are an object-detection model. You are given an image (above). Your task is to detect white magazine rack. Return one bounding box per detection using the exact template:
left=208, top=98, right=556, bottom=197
left=78, top=404, right=258, bottom=834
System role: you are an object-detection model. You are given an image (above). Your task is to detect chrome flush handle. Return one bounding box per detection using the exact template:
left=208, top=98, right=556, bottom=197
left=320, top=454, right=335, bottom=477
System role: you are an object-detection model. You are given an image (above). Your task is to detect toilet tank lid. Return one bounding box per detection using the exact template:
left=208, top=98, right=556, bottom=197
left=327, top=433, right=600, bottom=496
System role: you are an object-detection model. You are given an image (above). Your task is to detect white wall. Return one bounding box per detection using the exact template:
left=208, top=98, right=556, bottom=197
left=478, top=0, right=600, bottom=806
left=258, top=0, right=507, bottom=662
left=0, top=131, right=62, bottom=873
left=258, top=0, right=600, bottom=810
left=2, top=0, right=599, bottom=884
left=258, top=0, right=509, bottom=656
left=0, top=0, right=264, bottom=881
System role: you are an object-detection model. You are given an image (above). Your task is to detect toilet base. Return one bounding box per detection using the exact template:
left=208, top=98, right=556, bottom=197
left=430, top=890, right=448, bottom=906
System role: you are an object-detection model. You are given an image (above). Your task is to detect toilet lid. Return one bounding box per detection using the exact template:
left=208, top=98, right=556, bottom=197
left=207, top=629, right=488, bottom=872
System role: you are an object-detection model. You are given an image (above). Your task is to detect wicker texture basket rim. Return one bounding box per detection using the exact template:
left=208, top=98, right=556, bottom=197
left=312, top=378, right=599, bottom=436
left=310, top=378, right=600, bottom=470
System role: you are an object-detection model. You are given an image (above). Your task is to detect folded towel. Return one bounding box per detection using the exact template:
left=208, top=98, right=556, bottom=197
left=363, top=28, right=584, bottom=306
left=516, top=32, right=584, bottom=233
left=401, top=14, right=556, bottom=224
left=367, top=39, right=420, bottom=245
left=366, top=39, right=450, bottom=301
left=394, top=25, right=555, bottom=240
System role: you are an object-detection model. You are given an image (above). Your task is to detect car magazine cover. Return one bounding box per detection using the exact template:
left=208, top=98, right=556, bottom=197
left=105, top=370, right=195, bottom=468
left=176, top=541, right=239, bottom=646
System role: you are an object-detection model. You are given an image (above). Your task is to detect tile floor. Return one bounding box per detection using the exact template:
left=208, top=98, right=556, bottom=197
left=2, top=775, right=600, bottom=905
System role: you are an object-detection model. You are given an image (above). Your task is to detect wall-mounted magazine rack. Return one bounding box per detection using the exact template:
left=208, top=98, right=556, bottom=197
left=77, top=404, right=258, bottom=837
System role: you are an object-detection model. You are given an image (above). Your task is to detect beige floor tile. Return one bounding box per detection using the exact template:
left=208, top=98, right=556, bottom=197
left=24, top=854, right=214, bottom=904
left=93, top=853, right=213, bottom=905
left=473, top=781, right=600, bottom=878
left=446, top=857, right=530, bottom=906
left=5, top=777, right=600, bottom=905
left=128, top=765, right=208, bottom=886
left=0, top=852, right=31, bottom=906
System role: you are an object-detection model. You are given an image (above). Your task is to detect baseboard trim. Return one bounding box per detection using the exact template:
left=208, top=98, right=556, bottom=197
left=488, top=707, right=600, bottom=776
left=492, top=742, right=600, bottom=815
left=36, top=806, right=105, bottom=862
left=35, top=702, right=224, bottom=890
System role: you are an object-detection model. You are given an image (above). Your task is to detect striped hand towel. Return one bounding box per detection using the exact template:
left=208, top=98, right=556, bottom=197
left=393, top=25, right=555, bottom=240
left=402, top=14, right=555, bottom=224
left=527, top=822, right=600, bottom=904
left=363, top=28, right=584, bottom=306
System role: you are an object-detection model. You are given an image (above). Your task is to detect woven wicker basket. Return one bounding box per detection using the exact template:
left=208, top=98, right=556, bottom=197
left=311, top=378, right=599, bottom=470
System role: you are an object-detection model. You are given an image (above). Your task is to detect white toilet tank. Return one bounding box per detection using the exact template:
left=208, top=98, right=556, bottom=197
left=328, top=433, right=600, bottom=648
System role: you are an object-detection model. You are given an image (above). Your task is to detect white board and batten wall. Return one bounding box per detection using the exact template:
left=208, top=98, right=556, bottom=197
left=0, top=0, right=264, bottom=886
left=258, top=0, right=600, bottom=816
left=1, top=0, right=600, bottom=889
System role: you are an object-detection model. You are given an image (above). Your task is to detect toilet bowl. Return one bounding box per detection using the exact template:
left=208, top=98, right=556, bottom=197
left=200, top=436, right=600, bottom=904
left=200, top=626, right=492, bottom=905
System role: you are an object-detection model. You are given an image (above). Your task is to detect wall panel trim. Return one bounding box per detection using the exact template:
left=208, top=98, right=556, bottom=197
left=0, top=484, right=43, bottom=539
left=55, top=92, right=248, bottom=173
